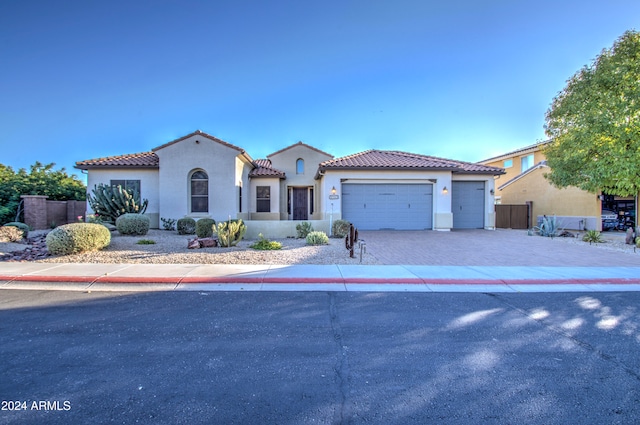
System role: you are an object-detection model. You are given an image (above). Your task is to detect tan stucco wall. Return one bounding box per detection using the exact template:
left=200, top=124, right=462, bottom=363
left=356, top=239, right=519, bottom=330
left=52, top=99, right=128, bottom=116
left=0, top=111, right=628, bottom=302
left=86, top=168, right=160, bottom=228
left=268, top=143, right=332, bottom=220
left=497, top=167, right=600, bottom=230
left=485, top=149, right=546, bottom=184
left=154, top=134, right=251, bottom=223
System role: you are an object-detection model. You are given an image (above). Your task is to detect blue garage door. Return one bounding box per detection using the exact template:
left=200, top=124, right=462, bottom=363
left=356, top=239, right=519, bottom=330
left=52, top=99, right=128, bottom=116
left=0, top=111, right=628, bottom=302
left=342, top=184, right=433, bottom=230
left=452, top=181, right=485, bottom=229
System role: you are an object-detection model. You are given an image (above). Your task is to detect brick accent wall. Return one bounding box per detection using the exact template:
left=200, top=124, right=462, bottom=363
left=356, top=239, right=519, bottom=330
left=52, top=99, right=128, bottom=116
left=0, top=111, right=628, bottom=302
left=21, top=196, right=87, bottom=230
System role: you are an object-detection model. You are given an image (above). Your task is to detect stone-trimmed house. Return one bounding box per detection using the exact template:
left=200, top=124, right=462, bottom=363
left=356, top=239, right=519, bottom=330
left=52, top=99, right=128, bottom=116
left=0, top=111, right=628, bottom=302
left=76, top=130, right=504, bottom=237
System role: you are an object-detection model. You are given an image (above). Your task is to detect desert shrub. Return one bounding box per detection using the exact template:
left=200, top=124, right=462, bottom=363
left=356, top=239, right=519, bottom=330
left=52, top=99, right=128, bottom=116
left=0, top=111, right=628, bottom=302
left=196, top=218, right=216, bottom=238
left=332, top=219, right=351, bottom=238
left=177, top=217, right=196, bottom=235
left=532, top=215, right=560, bottom=237
left=3, top=222, right=29, bottom=239
left=116, top=213, right=150, bottom=236
left=636, top=237, right=640, bottom=249
left=214, top=219, right=247, bottom=247
left=250, top=233, right=282, bottom=250
left=582, top=230, right=603, bottom=243
left=161, top=217, right=176, bottom=231
left=296, top=222, right=313, bottom=238
left=45, top=223, right=111, bottom=255
left=306, top=231, right=329, bottom=245
left=0, top=225, right=25, bottom=242
left=87, top=214, right=103, bottom=224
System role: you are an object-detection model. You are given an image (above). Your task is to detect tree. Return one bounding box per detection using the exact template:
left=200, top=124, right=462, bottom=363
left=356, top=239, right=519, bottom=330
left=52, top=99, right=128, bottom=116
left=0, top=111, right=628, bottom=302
left=543, top=30, right=640, bottom=196
left=0, top=162, right=86, bottom=224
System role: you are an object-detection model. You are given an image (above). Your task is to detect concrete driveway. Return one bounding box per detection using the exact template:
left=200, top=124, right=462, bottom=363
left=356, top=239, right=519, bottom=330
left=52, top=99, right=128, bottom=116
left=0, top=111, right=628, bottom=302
left=360, top=229, right=640, bottom=266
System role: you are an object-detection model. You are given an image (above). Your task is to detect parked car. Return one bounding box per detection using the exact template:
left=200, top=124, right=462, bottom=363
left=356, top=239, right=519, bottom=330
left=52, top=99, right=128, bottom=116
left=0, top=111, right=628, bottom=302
left=601, top=210, right=618, bottom=231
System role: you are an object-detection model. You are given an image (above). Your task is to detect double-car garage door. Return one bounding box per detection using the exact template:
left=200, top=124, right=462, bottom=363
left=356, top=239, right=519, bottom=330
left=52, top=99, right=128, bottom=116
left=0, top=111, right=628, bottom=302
left=342, top=184, right=433, bottom=230
left=342, top=181, right=486, bottom=230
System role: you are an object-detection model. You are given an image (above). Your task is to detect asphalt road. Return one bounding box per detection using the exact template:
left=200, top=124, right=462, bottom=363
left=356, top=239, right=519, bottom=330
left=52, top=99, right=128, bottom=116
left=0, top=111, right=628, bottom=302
left=1, top=289, right=639, bottom=424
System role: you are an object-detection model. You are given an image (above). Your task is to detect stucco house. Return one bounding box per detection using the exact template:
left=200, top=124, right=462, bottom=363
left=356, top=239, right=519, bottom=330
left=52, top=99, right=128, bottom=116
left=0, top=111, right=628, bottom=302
left=76, top=130, right=504, bottom=237
left=480, top=142, right=637, bottom=231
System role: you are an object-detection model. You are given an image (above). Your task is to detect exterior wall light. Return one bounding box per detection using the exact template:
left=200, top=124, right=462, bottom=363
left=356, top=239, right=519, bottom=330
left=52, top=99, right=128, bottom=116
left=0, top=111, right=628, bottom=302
left=331, top=186, right=337, bottom=195
left=442, top=186, right=448, bottom=194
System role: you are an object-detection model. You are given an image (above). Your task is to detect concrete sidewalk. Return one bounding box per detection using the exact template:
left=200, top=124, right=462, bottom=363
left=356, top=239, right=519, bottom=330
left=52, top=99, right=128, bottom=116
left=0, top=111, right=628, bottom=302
left=1, top=262, right=640, bottom=292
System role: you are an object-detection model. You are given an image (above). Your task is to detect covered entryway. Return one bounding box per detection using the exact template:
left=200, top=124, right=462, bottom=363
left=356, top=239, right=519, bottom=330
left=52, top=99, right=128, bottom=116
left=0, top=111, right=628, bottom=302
left=452, top=181, right=485, bottom=229
left=342, top=183, right=433, bottom=230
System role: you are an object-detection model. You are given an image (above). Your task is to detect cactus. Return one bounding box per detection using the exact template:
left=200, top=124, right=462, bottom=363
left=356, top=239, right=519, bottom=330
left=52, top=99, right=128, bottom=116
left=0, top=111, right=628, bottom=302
left=87, top=183, right=148, bottom=223
left=214, top=219, right=247, bottom=247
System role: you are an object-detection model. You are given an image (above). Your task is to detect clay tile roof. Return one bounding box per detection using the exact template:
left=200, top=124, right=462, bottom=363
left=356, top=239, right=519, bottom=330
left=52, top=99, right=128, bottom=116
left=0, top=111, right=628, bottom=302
left=75, top=152, right=159, bottom=170
left=152, top=129, right=246, bottom=153
left=267, top=141, right=333, bottom=158
left=250, top=159, right=286, bottom=179
left=317, top=150, right=504, bottom=175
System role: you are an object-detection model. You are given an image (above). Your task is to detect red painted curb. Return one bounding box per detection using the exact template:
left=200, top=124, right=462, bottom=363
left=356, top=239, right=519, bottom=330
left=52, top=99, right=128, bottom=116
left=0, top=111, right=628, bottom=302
left=2, top=275, right=640, bottom=286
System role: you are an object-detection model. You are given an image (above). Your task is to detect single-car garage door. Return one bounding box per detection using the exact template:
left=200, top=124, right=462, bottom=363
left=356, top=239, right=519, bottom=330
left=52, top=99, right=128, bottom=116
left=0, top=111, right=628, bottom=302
left=452, top=181, right=485, bottom=229
left=342, top=183, right=433, bottom=230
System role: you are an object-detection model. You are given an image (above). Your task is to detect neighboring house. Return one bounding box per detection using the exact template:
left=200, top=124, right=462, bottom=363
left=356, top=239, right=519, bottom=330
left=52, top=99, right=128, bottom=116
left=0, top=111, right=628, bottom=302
left=480, top=142, right=636, bottom=231
left=76, top=130, right=504, bottom=236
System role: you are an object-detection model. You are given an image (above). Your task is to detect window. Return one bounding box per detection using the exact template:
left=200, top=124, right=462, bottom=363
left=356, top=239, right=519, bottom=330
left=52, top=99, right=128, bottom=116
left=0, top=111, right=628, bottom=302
left=238, top=184, right=242, bottom=213
left=521, top=154, right=534, bottom=172
left=256, top=186, right=271, bottom=213
left=503, top=159, right=513, bottom=168
left=110, top=179, right=141, bottom=194
left=190, top=170, right=208, bottom=213
left=296, top=158, right=304, bottom=174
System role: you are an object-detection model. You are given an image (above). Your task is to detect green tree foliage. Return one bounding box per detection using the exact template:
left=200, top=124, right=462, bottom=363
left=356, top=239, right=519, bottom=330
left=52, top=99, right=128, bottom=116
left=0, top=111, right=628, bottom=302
left=544, top=30, right=640, bottom=196
left=0, top=162, right=86, bottom=224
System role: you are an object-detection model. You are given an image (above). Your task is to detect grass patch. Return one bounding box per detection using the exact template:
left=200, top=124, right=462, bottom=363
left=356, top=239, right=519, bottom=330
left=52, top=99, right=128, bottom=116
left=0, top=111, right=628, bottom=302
left=136, top=239, right=156, bottom=245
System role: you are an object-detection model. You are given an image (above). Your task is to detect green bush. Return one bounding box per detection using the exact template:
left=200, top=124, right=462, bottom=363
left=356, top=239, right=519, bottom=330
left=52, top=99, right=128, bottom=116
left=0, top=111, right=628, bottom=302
left=636, top=237, right=640, bottom=248
left=306, top=231, right=329, bottom=245
left=46, top=223, right=111, bottom=255
left=196, top=218, right=216, bottom=238
left=214, top=219, right=247, bottom=247
left=296, top=222, right=313, bottom=238
left=116, top=213, right=150, bottom=236
left=250, top=233, right=282, bottom=250
left=177, top=217, right=196, bottom=235
left=332, top=220, right=351, bottom=238
left=3, top=222, right=29, bottom=239
left=0, top=225, right=25, bottom=242
left=582, top=230, right=603, bottom=243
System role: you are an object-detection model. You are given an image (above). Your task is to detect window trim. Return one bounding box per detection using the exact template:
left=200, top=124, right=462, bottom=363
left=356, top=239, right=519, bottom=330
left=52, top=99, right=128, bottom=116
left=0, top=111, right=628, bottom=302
left=189, top=169, right=209, bottom=214
left=110, top=179, right=141, bottom=194
left=296, top=158, right=304, bottom=174
left=256, top=185, right=271, bottom=213
left=520, top=154, right=534, bottom=173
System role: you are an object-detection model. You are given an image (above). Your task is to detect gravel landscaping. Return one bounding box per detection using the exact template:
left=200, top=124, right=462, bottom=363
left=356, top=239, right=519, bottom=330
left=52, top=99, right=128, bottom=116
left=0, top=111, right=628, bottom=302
left=4, top=229, right=377, bottom=265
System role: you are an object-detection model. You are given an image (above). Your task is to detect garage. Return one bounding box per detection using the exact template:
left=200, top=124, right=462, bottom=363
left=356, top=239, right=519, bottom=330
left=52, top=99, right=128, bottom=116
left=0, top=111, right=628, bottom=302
left=452, top=181, right=485, bottom=229
left=342, top=183, right=433, bottom=230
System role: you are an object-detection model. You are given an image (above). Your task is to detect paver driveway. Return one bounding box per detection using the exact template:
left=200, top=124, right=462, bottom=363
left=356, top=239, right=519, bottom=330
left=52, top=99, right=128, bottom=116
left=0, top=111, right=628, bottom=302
left=360, top=229, right=640, bottom=266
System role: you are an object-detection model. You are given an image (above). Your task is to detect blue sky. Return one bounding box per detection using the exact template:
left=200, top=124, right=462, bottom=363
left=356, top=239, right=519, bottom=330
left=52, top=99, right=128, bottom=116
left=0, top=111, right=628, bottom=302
left=1, top=1, right=638, bottom=181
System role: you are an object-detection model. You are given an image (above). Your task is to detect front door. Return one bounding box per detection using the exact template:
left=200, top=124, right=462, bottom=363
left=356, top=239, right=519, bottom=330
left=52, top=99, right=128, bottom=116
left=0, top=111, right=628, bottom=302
left=293, top=187, right=308, bottom=220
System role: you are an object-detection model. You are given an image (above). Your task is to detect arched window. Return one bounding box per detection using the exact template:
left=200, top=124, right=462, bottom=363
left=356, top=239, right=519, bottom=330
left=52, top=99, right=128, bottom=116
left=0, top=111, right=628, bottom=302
left=190, top=170, right=208, bottom=213
left=296, top=158, right=304, bottom=174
